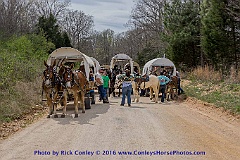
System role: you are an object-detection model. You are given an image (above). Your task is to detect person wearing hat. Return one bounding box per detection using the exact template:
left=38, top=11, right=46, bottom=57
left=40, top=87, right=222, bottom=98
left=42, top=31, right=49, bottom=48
left=118, top=69, right=134, bottom=106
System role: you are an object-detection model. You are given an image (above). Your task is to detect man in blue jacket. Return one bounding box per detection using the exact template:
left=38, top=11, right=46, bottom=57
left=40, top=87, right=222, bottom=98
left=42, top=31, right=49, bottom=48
left=158, top=72, right=170, bottom=103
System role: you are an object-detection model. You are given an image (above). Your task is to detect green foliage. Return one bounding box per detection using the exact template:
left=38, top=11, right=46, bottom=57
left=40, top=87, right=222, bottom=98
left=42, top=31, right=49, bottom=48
left=0, top=34, right=52, bottom=122
left=36, top=13, right=72, bottom=51
left=184, top=80, right=240, bottom=114
left=163, top=0, right=201, bottom=68
left=28, top=34, right=55, bottom=58
left=62, top=31, right=72, bottom=47
left=137, top=44, right=161, bottom=67
left=201, top=0, right=230, bottom=69
left=0, top=34, right=51, bottom=89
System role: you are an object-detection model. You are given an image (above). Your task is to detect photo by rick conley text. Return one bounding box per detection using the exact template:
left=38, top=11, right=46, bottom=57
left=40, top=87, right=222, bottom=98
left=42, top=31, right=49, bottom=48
left=34, top=150, right=95, bottom=156
left=34, top=150, right=206, bottom=156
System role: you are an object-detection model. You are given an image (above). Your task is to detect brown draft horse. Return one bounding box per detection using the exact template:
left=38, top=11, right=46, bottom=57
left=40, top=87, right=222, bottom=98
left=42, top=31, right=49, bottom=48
left=61, top=63, right=88, bottom=118
left=166, top=76, right=178, bottom=101
left=42, top=60, right=59, bottom=118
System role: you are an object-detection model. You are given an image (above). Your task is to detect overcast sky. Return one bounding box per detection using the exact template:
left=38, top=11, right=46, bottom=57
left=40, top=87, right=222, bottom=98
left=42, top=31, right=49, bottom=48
left=70, top=0, right=138, bottom=33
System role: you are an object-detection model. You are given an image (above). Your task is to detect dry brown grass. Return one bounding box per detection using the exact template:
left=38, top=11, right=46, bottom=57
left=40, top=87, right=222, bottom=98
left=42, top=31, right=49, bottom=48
left=190, top=66, right=222, bottom=83
left=184, top=66, right=240, bottom=114
left=14, top=77, right=42, bottom=106
left=0, top=77, right=43, bottom=122
left=227, top=66, right=240, bottom=83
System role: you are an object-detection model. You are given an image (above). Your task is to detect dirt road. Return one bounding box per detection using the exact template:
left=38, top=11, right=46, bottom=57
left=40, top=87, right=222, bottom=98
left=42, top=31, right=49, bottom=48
left=0, top=97, right=239, bottom=160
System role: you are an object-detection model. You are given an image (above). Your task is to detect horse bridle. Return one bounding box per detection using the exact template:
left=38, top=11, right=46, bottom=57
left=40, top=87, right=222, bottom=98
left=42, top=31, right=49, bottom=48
left=135, top=75, right=148, bottom=89
left=43, top=66, right=55, bottom=88
left=62, top=67, right=75, bottom=87
left=62, top=67, right=88, bottom=93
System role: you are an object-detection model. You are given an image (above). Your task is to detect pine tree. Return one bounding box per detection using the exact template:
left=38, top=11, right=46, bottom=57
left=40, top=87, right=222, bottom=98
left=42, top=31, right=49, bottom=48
left=36, top=13, right=72, bottom=51
left=201, top=0, right=229, bottom=69
left=163, top=0, right=201, bottom=68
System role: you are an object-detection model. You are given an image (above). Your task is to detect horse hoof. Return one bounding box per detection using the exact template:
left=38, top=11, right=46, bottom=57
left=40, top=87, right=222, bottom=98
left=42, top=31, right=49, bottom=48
left=82, top=110, right=85, bottom=113
left=47, top=115, right=50, bottom=118
left=61, top=114, right=65, bottom=118
left=75, top=114, right=78, bottom=118
left=54, top=114, right=58, bottom=118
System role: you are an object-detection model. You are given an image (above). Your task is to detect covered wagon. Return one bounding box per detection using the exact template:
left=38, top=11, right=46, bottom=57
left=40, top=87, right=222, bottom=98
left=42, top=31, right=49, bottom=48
left=110, top=53, right=134, bottom=74
left=142, top=58, right=176, bottom=76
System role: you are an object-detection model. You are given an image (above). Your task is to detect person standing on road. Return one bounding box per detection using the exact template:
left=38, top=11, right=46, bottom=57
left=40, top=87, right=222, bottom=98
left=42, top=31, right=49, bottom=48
left=95, top=69, right=108, bottom=103
left=102, top=70, right=110, bottom=101
left=158, top=72, right=170, bottom=103
left=118, top=69, right=134, bottom=106
left=89, top=70, right=95, bottom=104
left=176, top=70, right=184, bottom=95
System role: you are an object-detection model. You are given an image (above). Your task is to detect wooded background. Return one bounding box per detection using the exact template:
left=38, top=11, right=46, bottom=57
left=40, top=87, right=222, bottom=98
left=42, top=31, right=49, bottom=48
left=0, top=0, right=239, bottom=121
left=0, top=0, right=239, bottom=71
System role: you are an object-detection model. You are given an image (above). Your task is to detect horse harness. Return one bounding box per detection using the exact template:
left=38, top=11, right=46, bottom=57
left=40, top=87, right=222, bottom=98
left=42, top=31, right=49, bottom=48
left=73, top=70, right=87, bottom=92
left=134, top=74, right=149, bottom=89
left=62, top=67, right=87, bottom=92
left=42, top=65, right=64, bottom=104
left=43, top=66, right=54, bottom=88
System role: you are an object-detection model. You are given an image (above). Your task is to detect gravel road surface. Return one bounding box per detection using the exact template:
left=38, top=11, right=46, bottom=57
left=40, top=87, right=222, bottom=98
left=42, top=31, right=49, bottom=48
left=0, top=97, right=239, bottom=160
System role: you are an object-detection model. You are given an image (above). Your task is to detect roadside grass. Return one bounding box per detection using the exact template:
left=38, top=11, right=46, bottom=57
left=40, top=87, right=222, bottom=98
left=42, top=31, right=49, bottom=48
left=183, top=81, right=240, bottom=113
left=182, top=66, right=240, bottom=115
left=0, top=77, right=44, bottom=122
left=0, top=35, right=51, bottom=123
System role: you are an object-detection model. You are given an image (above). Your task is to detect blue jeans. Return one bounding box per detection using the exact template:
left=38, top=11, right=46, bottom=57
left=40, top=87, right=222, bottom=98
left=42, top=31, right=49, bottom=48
left=178, top=78, right=184, bottom=95
left=121, top=85, right=132, bottom=105
left=160, top=85, right=166, bottom=102
left=90, top=90, right=95, bottom=104
left=98, top=85, right=106, bottom=100
left=104, top=87, right=108, bottom=100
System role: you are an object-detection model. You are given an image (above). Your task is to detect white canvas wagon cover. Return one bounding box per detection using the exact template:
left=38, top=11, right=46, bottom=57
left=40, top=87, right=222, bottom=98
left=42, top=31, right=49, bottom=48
left=47, top=47, right=95, bottom=80
left=124, top=61, right=141, bottom=73
left=142, top=58, right=176, bottom=76
left=90, top=57, right=101, bottom=72
left=110, top=54, right=134, bottom=73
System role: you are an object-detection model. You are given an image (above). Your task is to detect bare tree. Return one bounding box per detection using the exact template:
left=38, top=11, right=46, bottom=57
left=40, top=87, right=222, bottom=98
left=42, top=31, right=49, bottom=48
left=60, top=9, right=94, bottom=51
left=0, top=0, right=38, bottom=37
left=129, top=0, right=167, bottom=51
left=113, top=30, right=141, bottom=60
left=33, top=0, right=70, bottom=18
left=226, top=0, right=240, bottom=19
left=130, top=0, right=165, bottom=33
left=110, top=0, right=168, bottom=63
left=101, top=29, right=114, bottom=64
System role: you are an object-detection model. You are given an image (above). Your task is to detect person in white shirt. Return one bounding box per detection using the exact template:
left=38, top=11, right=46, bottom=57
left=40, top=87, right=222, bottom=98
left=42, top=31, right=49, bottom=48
left=95, top=69, right=108, bottom=103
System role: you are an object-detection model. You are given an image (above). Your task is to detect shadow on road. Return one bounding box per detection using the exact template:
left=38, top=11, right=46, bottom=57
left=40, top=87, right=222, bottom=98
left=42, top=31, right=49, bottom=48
left=50, top=102, right=110, bottom=125
left=128, top=106, right=147, bottom=109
